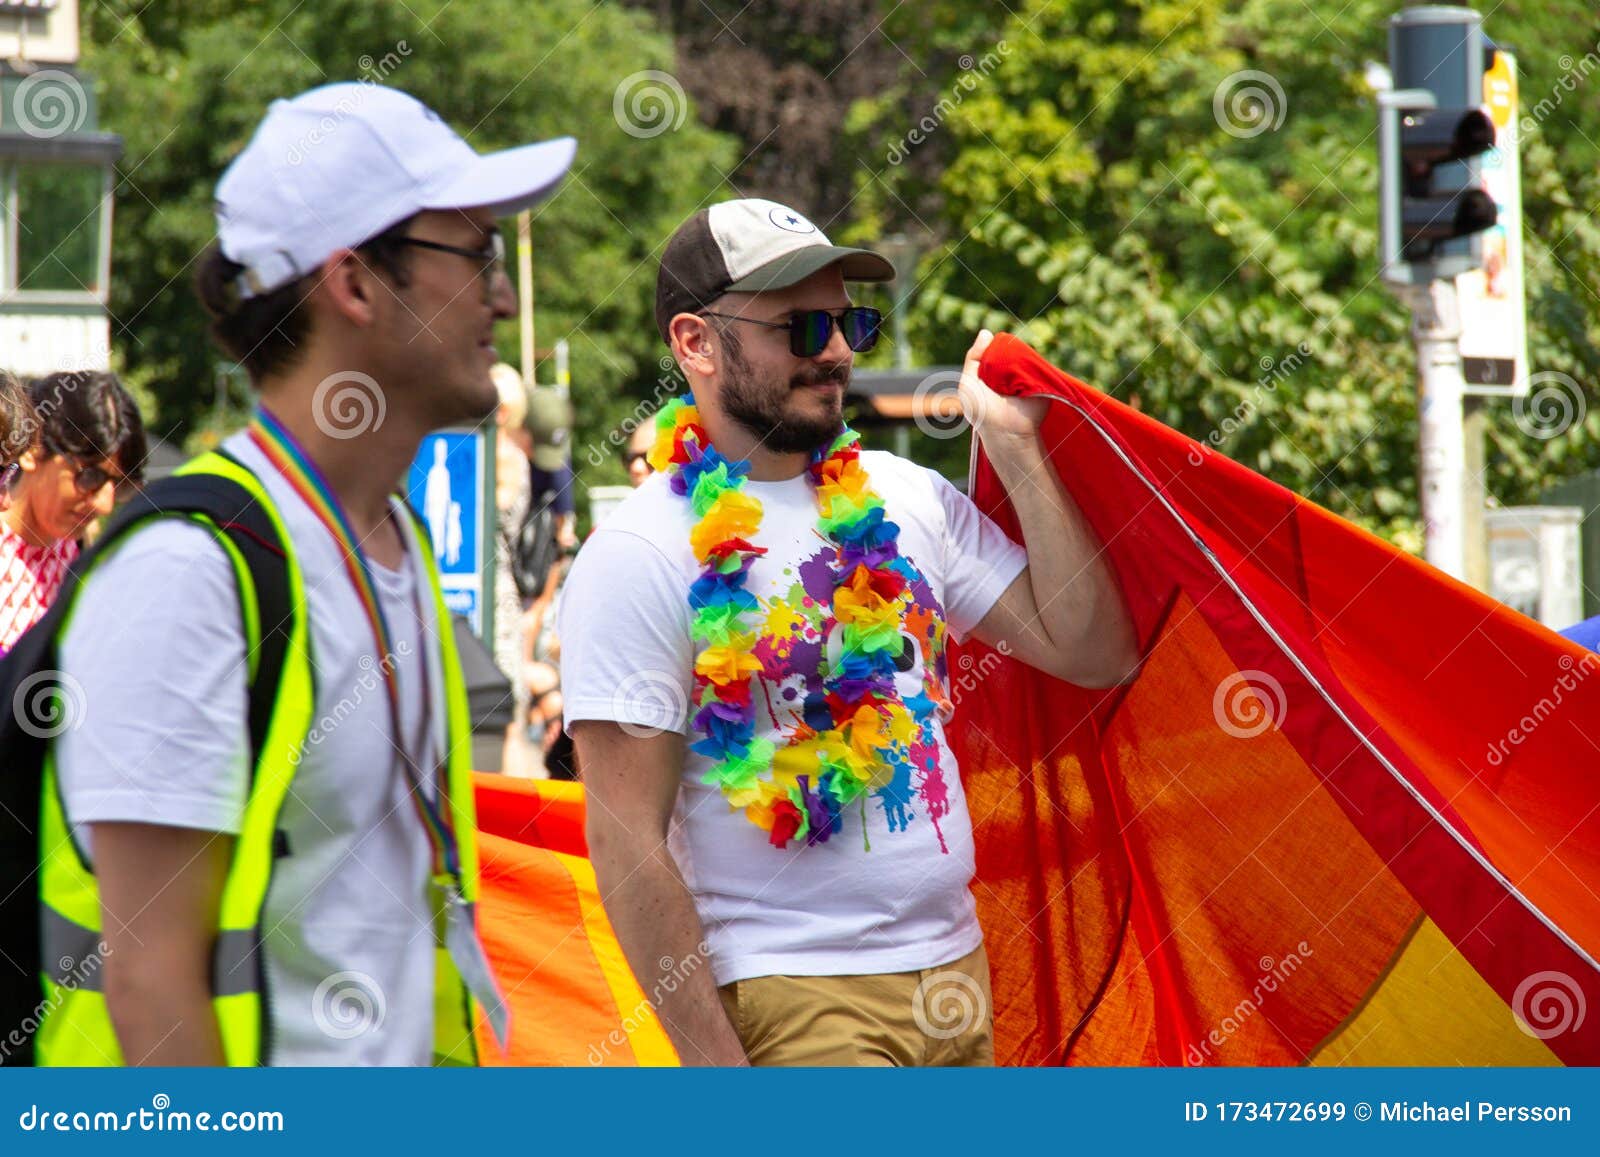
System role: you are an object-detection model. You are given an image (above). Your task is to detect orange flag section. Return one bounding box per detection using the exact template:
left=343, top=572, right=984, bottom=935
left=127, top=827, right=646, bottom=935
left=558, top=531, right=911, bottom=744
left=471, top=775, right=679, bottom=1066
left=955, top=334, right=1600, bottom=1066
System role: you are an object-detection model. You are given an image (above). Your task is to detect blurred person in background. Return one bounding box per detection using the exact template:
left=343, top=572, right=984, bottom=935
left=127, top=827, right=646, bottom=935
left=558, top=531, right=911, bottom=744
left=517, top=383, right=577, bottom=777
left=0, top=370, right=40, bottom=515
left=491, top=362, right=537, bottom=775
left=0, top=371, right=146, bottom=657
left=525, top=384, right=578, bottom=551
left=624, top=420, right=654, bottom=487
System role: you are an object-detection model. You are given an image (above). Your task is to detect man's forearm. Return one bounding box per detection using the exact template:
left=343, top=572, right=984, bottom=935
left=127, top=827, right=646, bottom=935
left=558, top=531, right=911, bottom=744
left=986, top=429, right=1139, bottom=685
left=592, top=845, right=747, bottom=1066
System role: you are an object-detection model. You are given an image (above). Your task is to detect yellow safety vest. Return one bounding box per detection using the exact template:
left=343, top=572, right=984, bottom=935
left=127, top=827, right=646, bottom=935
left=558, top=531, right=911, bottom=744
left=34, top=451, right=482, bottom=1066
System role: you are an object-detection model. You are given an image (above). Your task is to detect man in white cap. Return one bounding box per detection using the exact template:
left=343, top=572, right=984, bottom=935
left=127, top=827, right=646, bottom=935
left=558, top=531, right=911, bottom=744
left=561, top=198, right=1139, bottom=1065
left=40, top=84, right=574, bottom=1066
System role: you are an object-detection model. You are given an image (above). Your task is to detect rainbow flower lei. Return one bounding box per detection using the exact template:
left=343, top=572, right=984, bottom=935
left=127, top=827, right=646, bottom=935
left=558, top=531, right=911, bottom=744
left=649, top=393, right=921, bottom=849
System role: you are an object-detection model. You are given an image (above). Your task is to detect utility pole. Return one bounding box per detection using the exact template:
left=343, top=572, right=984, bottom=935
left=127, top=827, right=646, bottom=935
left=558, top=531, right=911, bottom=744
left=517, top=209, right=536, bottom=387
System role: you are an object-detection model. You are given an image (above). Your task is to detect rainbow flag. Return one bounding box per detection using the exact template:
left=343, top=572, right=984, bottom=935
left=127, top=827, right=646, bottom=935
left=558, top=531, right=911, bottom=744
left=473, top=335, right=1600, bottom=1066
left=956, top=334, right=1599, bottom=1065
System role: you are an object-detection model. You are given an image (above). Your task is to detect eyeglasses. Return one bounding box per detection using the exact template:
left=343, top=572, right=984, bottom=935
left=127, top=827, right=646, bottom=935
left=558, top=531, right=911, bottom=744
left=698, top=306, right=882, bottom=359
left=0, top=461, right=20, bottom=497
left=69, top=458, right=138, bottom=502
left=396, top=231, right=507, bottom=287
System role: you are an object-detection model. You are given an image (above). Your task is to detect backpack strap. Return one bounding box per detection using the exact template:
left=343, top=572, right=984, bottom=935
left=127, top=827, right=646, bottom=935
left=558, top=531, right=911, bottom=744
left=61, top=452, right=293, bottom=772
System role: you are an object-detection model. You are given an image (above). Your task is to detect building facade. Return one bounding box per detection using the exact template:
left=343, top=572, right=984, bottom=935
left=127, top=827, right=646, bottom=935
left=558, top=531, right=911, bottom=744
left=1, top=0, right=121, bottom=377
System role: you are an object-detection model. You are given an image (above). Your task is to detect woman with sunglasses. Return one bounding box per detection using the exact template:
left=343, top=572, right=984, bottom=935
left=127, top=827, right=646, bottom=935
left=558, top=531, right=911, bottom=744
left=0, top=370, right=147, bottom=657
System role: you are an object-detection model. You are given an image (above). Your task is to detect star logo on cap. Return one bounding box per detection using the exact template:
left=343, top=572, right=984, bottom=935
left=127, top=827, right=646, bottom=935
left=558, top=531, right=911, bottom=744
left=767, top=206, right=817, bottom=234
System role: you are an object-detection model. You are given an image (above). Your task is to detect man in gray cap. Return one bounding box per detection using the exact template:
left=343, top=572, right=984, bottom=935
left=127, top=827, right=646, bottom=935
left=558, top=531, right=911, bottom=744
left=560, top=198, right=1138, bottom=1065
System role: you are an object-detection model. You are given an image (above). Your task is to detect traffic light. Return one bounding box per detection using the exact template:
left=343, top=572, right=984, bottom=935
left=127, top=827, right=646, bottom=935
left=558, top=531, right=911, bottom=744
left=1397, top=104, right=1497, bottom=255
left=1379, top=6, right=1499, bottom=284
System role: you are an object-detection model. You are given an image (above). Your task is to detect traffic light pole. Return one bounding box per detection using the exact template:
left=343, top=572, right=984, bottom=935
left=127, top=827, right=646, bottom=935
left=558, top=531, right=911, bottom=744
left=1377, top=74, right=1495, bottom=588
left=1400, top=277, right=1470, bottom=580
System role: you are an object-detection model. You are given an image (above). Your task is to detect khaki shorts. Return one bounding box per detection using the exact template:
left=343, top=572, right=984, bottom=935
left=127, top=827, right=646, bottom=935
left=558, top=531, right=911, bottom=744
left=717, top=941, right=994, bottom=1066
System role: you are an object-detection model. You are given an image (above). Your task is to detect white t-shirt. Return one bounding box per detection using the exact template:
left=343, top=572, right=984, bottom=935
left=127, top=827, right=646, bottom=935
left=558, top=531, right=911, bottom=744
left=559, top=450, right=1028, bottom=984
left=55, top=431, right=445, bottom=1066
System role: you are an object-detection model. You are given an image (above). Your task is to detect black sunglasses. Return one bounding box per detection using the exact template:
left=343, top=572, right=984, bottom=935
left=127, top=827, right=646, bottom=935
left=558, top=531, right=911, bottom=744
left=69, top=458, right=138, bottom=501
left=0, top=461, right=20, bottom=496
left=699, top=306, right=882, bottom=358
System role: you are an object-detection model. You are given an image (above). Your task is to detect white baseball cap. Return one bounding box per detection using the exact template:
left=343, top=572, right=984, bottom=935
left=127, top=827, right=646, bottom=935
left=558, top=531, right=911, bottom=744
left=654, top=198, right=894, bottom=340
left=215, top=82, right=576, bottom=299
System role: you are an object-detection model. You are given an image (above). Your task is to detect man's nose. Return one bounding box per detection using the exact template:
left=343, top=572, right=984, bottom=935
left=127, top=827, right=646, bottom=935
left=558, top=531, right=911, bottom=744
left=814, top=317, right=854, bottom=364
left=488, top=268, right=517, bottom=319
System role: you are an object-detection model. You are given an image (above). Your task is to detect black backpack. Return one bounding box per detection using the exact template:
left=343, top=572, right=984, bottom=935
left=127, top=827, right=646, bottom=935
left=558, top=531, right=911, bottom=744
left=508, top=487, right=560, bottom=603
left=0, top=458, right=293, bottom=1066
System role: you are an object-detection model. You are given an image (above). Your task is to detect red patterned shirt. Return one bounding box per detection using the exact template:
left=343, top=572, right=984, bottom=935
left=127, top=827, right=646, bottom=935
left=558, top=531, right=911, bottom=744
left=0, top=524, right=78, bottom=657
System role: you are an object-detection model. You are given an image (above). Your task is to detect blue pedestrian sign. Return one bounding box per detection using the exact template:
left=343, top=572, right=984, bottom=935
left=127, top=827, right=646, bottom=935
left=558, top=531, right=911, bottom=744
left=407, top=429, right=486, bottom=635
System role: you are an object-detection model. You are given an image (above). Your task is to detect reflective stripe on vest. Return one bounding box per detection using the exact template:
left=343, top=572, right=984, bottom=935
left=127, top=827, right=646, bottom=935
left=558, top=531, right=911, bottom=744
left=34, top=452, right=481, bottom=1067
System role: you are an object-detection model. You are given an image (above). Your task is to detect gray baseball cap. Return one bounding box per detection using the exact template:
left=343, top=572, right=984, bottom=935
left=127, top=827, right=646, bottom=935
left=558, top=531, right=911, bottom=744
left=654, top=198, right=894, bottom=341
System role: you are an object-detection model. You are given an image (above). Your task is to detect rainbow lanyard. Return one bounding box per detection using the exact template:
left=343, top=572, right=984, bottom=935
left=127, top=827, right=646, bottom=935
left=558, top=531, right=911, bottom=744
left=247, top=407, right=462, bottom=891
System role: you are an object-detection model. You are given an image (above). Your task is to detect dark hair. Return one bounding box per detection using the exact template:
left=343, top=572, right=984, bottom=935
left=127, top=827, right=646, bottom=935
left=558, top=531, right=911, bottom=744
left=1, top=369, right=40, bottom=465
left=27, top=371, right=148, bottom=483
left=193, top=216, right=418, bottom=383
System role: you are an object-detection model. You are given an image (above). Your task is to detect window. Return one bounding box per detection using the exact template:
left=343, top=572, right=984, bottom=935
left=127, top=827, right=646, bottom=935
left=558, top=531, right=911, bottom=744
left=2, top=161, right=111, bottom=299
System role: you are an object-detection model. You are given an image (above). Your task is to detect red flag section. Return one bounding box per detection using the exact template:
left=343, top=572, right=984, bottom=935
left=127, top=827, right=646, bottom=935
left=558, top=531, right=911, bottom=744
left=472, top=334, right=1599, bottom=1065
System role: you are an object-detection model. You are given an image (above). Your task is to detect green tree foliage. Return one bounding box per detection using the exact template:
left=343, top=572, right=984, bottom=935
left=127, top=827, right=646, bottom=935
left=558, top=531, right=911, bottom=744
left=852, top=0, right=1600, bottom=541
left=83, top=0, right=737, bottom=476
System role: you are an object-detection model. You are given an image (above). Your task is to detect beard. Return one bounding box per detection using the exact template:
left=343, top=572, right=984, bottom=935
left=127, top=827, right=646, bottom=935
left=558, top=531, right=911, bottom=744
left=717, top=329, right=850, bottom=455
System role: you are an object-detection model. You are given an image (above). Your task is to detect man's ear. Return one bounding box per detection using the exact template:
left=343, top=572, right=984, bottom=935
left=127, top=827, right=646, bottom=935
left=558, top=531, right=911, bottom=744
left=669, top=313, right=716, bottom=376
left=310, top=248, right=383, bottom=328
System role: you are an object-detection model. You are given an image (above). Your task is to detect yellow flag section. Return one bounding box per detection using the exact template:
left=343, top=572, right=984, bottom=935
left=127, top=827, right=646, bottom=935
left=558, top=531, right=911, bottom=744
left=471, top=775, right=678, bottom=1066
left=1310, top=918, right=1558, bottom=1066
